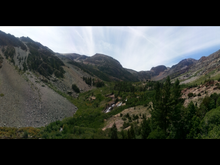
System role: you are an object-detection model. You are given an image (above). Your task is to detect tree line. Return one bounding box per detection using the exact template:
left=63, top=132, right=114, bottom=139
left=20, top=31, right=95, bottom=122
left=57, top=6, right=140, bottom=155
left=82, top=76, right=105, bottom=88
left=110, top=76, right=220, bottom=139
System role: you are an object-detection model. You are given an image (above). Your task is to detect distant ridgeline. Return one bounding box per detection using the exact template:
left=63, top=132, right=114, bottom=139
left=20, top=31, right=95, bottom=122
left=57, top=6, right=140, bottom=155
left=67, top=53, right=139, bottom=82
left=0, top=31, right=66, bottom=79
left=67, top=60, right=111, bottom=81
left=20, top=37, right=65, bottom=78
left=0, top=31, right=27, bottom=51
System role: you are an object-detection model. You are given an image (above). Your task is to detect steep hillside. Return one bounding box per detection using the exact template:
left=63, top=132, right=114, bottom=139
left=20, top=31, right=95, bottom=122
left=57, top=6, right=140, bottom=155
left=62, top=53, right=139, bottom=82
left=152, top=58, right=197, bottom=81
left=0, top=31, right=96, bottom=128
left=150, top=65, right=167, bottom=76
left=172, top=50, right=220, bottom=85
left=0, top=31, right=27, bottom=51
left=20, top=37, right=66, bottom=79
left=63, top=53, right=89, bottom=62
left=126, top=58, right=197, bottom=82
left=0, top=49, right=77, bottom=128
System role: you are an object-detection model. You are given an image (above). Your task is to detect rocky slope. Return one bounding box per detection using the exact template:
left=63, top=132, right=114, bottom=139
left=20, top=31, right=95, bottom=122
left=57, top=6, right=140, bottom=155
left=0, top=50, right=77, bottom=128
left=0, top=31, right=95, bottom=128
left=181, top=80, right=220, bottom=108
left=125, top=58, right=197, bottom=81
left=151, top=58, right=197, bottom=81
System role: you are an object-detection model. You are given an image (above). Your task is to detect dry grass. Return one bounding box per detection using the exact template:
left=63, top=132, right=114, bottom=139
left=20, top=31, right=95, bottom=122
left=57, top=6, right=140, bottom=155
left=102, top=104, right=151, bottom=131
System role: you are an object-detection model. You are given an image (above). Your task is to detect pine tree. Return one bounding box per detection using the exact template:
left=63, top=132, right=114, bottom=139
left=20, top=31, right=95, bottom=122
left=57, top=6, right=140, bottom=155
left=121, top=129, right=126, bottom=139
left=216, top=97, right=220, bottom=108
left=151, top=81, right=163, bottom=130
left=208, top=98, right=216, bottom=110
left=89, top=77, right=92, bottom=86
left=127, top=129, right=132, bottom=139
left=141, top=117, right=151, bottom=139
left=110, top=123, right=118, bottom=139
left=169, top=78, right=182, bottom=130
left=130, top=124, right=135, bottom=139
left=151, top=77, right=182, bottom=137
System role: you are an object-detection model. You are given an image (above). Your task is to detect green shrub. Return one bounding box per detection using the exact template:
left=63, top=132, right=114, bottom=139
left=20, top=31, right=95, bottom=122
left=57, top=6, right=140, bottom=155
left=72, top=84, right=80, bottom=93
left=147, top=126, right=166, bottom=139
left=23, top=131, right=28, bottom=139
left=198, top=93, right=201, bottom=96
left=0, top=93, right=4, bottom=97
left=122, top=122, right=130, bottom=129
left=188, top=93, right=194, bottom=98
left=122, top=117, right=126, bottom=121
left=200, top=106, right=220, bottom=138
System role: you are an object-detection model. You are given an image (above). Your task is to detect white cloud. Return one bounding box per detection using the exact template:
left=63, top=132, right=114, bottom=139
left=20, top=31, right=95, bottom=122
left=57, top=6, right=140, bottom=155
left=1, top=26, right=220, bottom=71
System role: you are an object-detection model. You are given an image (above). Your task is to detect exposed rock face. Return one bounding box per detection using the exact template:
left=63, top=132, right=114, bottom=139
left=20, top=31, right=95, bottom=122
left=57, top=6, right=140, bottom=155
left=190, top=50, right=220, bottom=74
left=63, top=53, right=89, bottom=62
left=171, top=58, right=197, bottom=71
left=150, top=65, right=167, bottom=76
left=0, top=51, right=77, bottom=128
left=181, top=80, right=220, bottom=108
left=126, top=58, right=198, bottom=81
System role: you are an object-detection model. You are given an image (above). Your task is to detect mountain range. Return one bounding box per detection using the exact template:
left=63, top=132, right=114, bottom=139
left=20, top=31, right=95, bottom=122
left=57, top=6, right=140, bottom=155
left=1, top=29, right=220, bottom=128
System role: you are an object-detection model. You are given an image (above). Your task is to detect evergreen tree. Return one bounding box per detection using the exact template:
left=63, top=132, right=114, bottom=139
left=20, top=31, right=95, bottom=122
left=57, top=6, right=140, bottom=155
left=209, top=98, right=216, bottom=110
left=169, top=78, right=182, bottom=132
left=130, top=124, right=135, bottom=139
left=23, top=131, right=28, bottom=139
left=151, top=77, right=182, bottom=138
left=151, top=81, right=163, bottom=130
left=210, top=93, right=218, bottom=105
left=186, top=115, right=201, bottom=139
left=216, top=97, right=220, bottom=107
left=127, top=129, right=132, bottom=139
left=110, top=123, right=118, bottom=139
left=141, top=117, right=151, bottom=139
left=175, top=101, right=197, bottom=139
left=151, top=76, right=171, bottom=135
left=121, top=129, right=126, bottom=139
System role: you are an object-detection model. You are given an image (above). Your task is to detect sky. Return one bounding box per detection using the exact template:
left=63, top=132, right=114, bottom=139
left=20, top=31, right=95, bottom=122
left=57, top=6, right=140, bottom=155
left=1, top=26, right=220, bottom=71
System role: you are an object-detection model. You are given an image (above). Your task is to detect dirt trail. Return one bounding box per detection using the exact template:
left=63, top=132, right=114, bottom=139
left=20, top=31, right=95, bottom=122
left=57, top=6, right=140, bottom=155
left=0, top=54, right=77, bottom=128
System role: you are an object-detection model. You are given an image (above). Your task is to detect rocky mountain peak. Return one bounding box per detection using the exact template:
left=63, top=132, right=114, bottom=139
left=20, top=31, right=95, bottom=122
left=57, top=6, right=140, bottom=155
left=150, top=65, right=167, bottom=76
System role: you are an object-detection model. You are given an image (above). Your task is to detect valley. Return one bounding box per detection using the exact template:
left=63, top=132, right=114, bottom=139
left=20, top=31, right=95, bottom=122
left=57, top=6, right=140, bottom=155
left=1, top=29, right=220, bottom=138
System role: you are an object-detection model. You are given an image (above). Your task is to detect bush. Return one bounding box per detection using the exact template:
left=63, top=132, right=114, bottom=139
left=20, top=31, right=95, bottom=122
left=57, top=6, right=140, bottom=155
left=198, top=93, right=201, bottom=96
left=200, top=106, right=220, bottom=138
left=122, top=122, right=130, bottom=129
left=202, top=125, right=220, bottom=139
left=122, top=117, right=126, bottom=121
left=72, top=84, right=80, bottom=93
left=147, top=126, right=166, bottom=139
left=125, top=113, right=130, bottom=118
left=42, top=133, right=49, bottom=139
left=0, top=93, right=4, bottom=97
left=23, top=131, right=28, bottom=139
left=188, top=93, right=194, bottom=98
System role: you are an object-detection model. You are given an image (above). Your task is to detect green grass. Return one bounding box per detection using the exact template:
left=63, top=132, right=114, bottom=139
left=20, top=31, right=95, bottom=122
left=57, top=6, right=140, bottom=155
left=210, top=71, right=220, bottom=81
left=184, top=69, right=217, bottom=86
left=21, top=80, right=155, bottom=139
left=176, top=70, right=201, bottom=83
